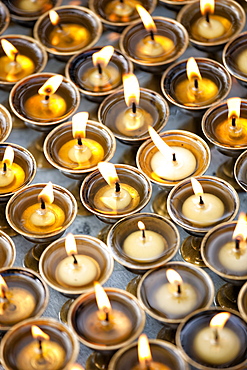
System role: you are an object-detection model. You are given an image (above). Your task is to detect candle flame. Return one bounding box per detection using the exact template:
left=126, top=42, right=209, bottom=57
left=49, top=9, right=60, bottom=26
left=38, top=182, right=54, bottom=205
left=67, top=365, right=85, bottom=370
left=227, top=97, right=241, bottom=120
left=187, top=58, right=202, bottom=82
left=98, top=162, right=119, bottom=187
left=0, top=276, right=8, bottom=298
left=1, top=39, right=18, bottom=61
left=191, top=177, right=203, bottom=196
left=138, top=334, right=152, bottom=366
left=233, top=212, right=247, bottom=242
left=166, top=268, right=183, bottom=285
left=94, top=281, right=111, bottom=320
left=136, top=5, right=157, bottom=33
left=200, top=0, right=214, bottom=16
left=2, top=146, right=14, bottom=167
left=31, top=325, right=50, bottom=341
left=72, top=112, right=89, bottom=140
left=92, top=46, right=114, bottom=69
left=123, top=73, right=140, bottom=108
left=148, top=126, right=174, bottom=158
left=138, top=221, right=145, bottom=231
left=65, top=233, right=78, bottom=256
left=38, top=75, right=63, bottom=97
left=210, top=312, right=231, bottom=330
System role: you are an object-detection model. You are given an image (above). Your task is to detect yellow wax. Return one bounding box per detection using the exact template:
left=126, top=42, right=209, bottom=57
left=182, top=193, right=224, bottom=227
left=0, top=55, right=35, bottom=82
left=175, top=78, right=219, bottom=107
left=94, top=183, right=140, bottom=214
left=58, top=138, right=104, bottom=170
left=16, top=0, right=52, bottom=12
left=237, top=49, right=247, bottom=75
left=191, top=15, right=232, bottom=41
left=24, top=94, right=67, bottom=120
left=214, top=118, right=247, bottom=146
left=49, top=24, right=90, bottom=51
left=81, top=65, right=121, bottom=92
left=136, top=35, right=175, bottom=62
left=55, top=255, right=100, bottom=287
left=218, top=241, right=247, bottom=273
left=0, top=162, right=25, bottom=194
left=21, top=203, right=65, bottom=234
left=105, top=0, right=141, bottom=22
left=0, top=287, right=35, bottom=326
left=132, top=362, right=171, bottom=370
left=115, top=107, right=153, bottom=137
left=193, top=327, right=241, bottom=365
left=16, top=340, right=66, bottom=370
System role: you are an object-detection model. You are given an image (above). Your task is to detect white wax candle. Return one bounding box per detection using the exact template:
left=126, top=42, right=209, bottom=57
left=30, top=208, right=56, bottom=227
left=182, top=193, right=224, bottom=226
left=193, top=326, right=241, bottom=365
left=56, top=255, right=100, bottom=287
left=100, top=186, right=132, bottom=210
left=218, top=241, right=247, bottom=273
left=123, top=230, right=166, bottom=262
left=68, top=144, right=92, bottom=163
left=0, top=169, right=15, bottom=187
left=196, top=18, right=225, bottom=39
left=151, top=146, right=196, bottom=181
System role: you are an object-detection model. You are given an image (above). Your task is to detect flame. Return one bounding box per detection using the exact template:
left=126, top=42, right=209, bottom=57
left=38, top=75, right=63, bottom=97
left=49, top=9, right=60, bottom=26
left=227, top=97, right=241, bottom=120
left=38, top=182, right=54, bottom=205
left=191, top=177, right=203, bottom=196
left=148, top=126, right=174, bottom=158
left=136, top=5, right=157, bottom=33
left=138, top=221, right=145, bottom=231
left=187, top=58, right=202, bottom=82
left=138, top=334, right=152, bottom=366
left=65, top=233, right=78, bottom=256
left=123, top=73, right=140, bottom=108
left=1, top=39, right=18, bottom=61
left=98, top=162, right=119, bottom=187
left=2, top=146, right=14, bottom=167
left=94, top=281, right=111, bottom=320
left=92, top=46, right=114, bottom=69
left=166, top=269, right=183, bottom=285
left=210, top=312, right=231, bottom=330
left=0, top=276, right=8, bottom=298
left=31, top=325, right=50, bottom=341
left=233, top=212, right=247, bottom=241
left=72, top=112, right=89, bottom=140
left=200, top=0, right=214, bottom=16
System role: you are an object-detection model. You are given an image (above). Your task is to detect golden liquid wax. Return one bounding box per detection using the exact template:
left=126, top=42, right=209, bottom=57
left=175, top=78, right=219, bottom=106
left=0, top=55, right=35, bottom=82
left=136, top=35, right=175, bottom=62
left=115, top=107, right=153, bottom=137
left=58, top=138, right=105, bottom=170
left=24, top=94, right=67, bottom=120
left=214, top=118, right=247, bottom=146
left=49, top=24, right=90, bottom=51
left=81, top=65, right=121, bottom=92
left=191, top=15, right=232, bottom=41
left=14, top=0, right=52, bottom=12
left=104, top=0, right=141, bottom=22
left=0, top=162, right=25, bottom=194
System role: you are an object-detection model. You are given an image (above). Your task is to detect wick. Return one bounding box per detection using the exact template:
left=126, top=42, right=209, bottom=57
left=72, top=254, right=78, bottom=265
left=172, top=153, right=176, bottom=162
left=199, top=195, right=204, bottom=205
left=13, top=52, right=19, bottom=63
left=231, top=117, right=236, bottom=127
left=38, top=340, right=44, bottom=357
left=3, top=162, right=7, bottom=173
left=77, top=137, right=82, bottom=146
left=235, top=238, right=240, bottom=251
left=0, top=288, right=7, bottom=300
left=205, top=12, right=210, bottom=23
left=97, top=63, right=102, bottom=75
left=57, top=23, right=65, bottom=32
left=145, top=361, right=151, bottom=370
left=142, top=229, right=146, bottom=239
left=45, top=95, right=50, bottom=101
left=214, top=328, right=219, bottom=343
left=119, top=0, right=124, bottom=3
left=194, top=78, right=199, bottom=90
left=104, top=308, right=109, bottom=322
left=150, top=30, right=155, bottom=41
left=40, top=197, right=46, bottom=210
left=177, top=284, right=181, bottom=295
left=115, top=182, right=121, bottom=194
left=132, top=102, right=137, bottom=114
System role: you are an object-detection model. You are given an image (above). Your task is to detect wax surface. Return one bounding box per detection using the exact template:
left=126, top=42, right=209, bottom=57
left=116, top=107, right=153, bottom=137
left=0, top=162, right=25, bottom=194
left=123, top=230, right=167, bottom=262
left=218, top=241, right=247, bottom=273
left=132, top=362, right=171, bottom=370
left=104, top=0, right=140, bottom=22
left=237, top=49, right=247, bottom=75
left=58, top=138, right=104, bottom=170
left=0, top=55, right=35, bottom=82
left=49, top=24, right=90, bottom=51
left=191, top=15, right=232, bottom=41
left=15, top=0, right=52, bottom=12
left=214, top=117, right=247, bottom=146
left=55, top=255, right=100, bottom=287
left=24, top=94, right=67, bottom=120
left=193, top=326, right=241, bottom=365
left=182, top=193, right=225, bottom=226
left=81, top=65, right=121, bottom=92
left=151, top=146, right=197, bottom=181
left=136, top=35, right=175, bottom=62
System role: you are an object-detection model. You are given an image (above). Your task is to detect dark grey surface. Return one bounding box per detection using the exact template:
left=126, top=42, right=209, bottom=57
left=1, top=0, right=247, bottom=368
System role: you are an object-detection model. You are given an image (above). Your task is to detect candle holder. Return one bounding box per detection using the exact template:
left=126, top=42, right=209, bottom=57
left=238, top=282, right=247, bottom=322
left=0, top=230, right=15, bottom=268
left=201, top=220, right=247, bottom=311
left=119, top=17, right=188, bottom=73
left=234, top=149, right=247, bottom=192
left=33, top=5, right=103, bottom=61
left=176, top=308, right=247, bottom=370
left=2, top=0, right=62, bottom=26
left=137, top=262, right=214, bottom=343
left=0, top=2, right=10, bottom=35
left=167, top=176, right=239, bottom=267
left=88, top=0, right=157, bottom=32
left=6, top=183, right=77, bottom=272
left=0, top=267, right=49, bottom=331
left=202, top=99, right=247, bottom=189
left=161, top=57, right=231, bottom=111
left=39, top=234, right=114, bottom=322
left=0, top=317, right=79, bottom=370
left=177, top=0, right=245, bottom=52
left=159, top=0, right=197, bottom=12
left=9, top=72, right=80, bottom=168
left=223, top=32, right=247, bottom=89
left=80, top=164, right=152, bottom=224
left=108, top=338, right=189, bottom=370
left=0, top=35, right=48, bottom=88
left=65, top=47, right=133, bottom=102
left=98, top=88, right=169, bottom=144
left=0, top=104, right=12, bottom=142
left=137, top=130, right=210, bottom=217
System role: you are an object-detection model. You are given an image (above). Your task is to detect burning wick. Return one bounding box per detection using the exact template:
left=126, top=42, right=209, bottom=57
left=199, top=195, right=204, bottom=205
left=115, top=181, right=120, bottom=194
left=138, top=221, right=146, bottom=239
left=49, top=10, right=73, bottom=43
